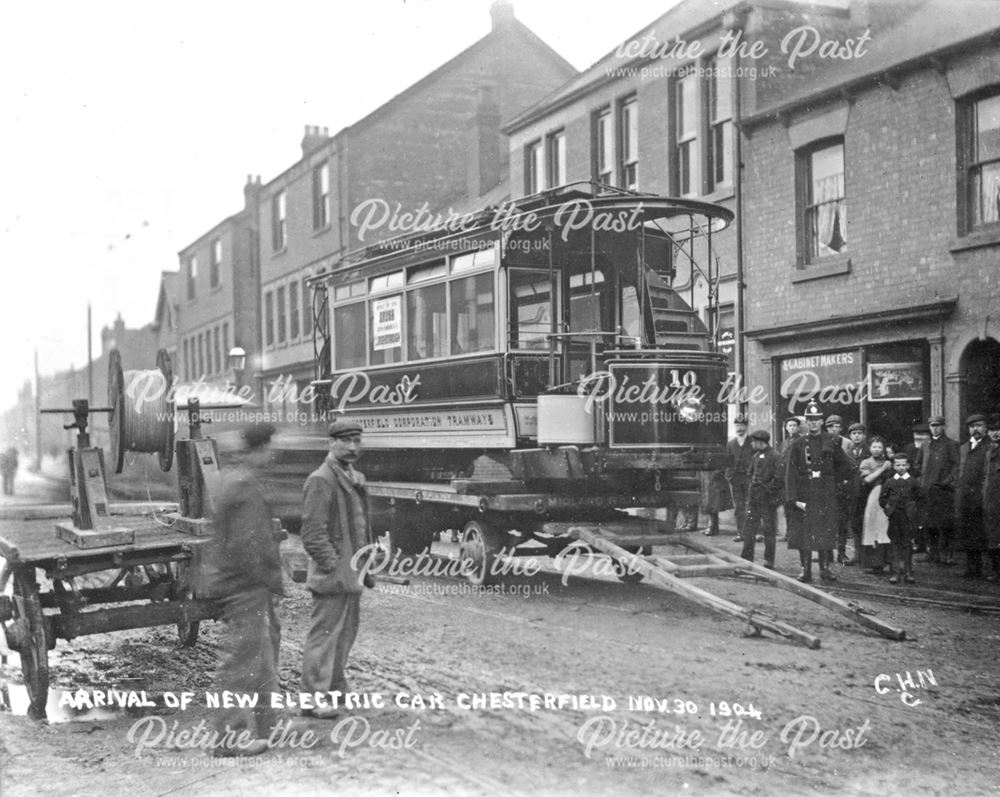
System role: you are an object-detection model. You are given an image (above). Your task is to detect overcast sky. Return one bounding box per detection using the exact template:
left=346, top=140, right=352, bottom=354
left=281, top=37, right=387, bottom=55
left=0, top=0, right=683, bottom=408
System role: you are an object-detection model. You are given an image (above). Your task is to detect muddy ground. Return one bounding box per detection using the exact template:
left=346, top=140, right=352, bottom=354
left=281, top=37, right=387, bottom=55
left=1, top=472, right=1000, bottom=795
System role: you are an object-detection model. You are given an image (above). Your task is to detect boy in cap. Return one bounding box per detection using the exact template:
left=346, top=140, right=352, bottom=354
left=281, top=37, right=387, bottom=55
left=207, top=422, right=283, bottom=756
left=300, top=417, right=372, bottom=718
left=741, top=430, right=783, bottom=568
left=840, top=422, right=869, bottom=564
left=879, top=452, right=921, bottom=584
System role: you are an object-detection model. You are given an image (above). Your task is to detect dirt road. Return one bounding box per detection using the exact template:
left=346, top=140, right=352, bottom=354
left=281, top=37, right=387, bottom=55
left=2, top=531, right=1000, bottom=796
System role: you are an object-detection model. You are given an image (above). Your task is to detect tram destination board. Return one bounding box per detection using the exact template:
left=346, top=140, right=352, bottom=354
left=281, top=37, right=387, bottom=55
left=607, top=362, right=726, bottom=448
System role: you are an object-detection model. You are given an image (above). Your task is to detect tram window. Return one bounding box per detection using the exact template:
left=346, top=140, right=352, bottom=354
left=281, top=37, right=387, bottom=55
left=408, top=260, right=447, bottom=284
left=407, top=283, right=448, bottom=360
left=334, top=302, right=366, bottom=370
left=335, top=280, right=365, bottom=301
left=452, top=244, right=497, bottom=273
left=450, top=273, right=495, bottom=355
left=370, top=271, right=404, bottom=294
left=622, top=285, right=641, bottom=340
left=510, top=270, right=553, bottom=350
left=568, top=270, right=605, bottom=333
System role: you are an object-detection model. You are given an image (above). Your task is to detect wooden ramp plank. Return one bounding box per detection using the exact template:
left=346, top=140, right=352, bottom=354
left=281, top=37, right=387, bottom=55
left=674, top=534, right=907, bottom=642
left=570, top=526, right=822, bottom=649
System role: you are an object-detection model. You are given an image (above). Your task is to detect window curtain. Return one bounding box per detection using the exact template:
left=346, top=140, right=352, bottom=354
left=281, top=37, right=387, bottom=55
left=985, top=164, right=1000, bottom=224
left=814, top=172, right=846, bottom=254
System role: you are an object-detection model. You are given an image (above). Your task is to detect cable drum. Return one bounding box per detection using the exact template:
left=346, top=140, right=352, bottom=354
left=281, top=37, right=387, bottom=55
left=108, top=348, right=175, bottom=473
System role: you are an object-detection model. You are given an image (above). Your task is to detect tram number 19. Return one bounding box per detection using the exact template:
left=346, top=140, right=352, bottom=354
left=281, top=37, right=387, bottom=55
left=668, top=369, right=698, bottom=388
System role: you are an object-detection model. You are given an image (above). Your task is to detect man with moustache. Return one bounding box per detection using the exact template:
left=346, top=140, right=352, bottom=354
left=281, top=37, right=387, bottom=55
left=920, top=415, right=960, bottom=565
left=725, top=414, right=754, bottom=542
left=785, top=402, right=853, bottom=583
left=300, top=418, right=373, bottom=718
left=956, top=414, right=990, bottom=579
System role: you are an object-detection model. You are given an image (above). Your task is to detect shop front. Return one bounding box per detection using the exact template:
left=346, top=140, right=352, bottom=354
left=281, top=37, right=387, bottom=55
left=772, top=340, right=930, bottom=450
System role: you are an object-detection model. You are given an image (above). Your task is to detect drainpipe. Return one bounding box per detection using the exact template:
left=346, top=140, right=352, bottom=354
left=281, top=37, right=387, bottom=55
left=729, top=9, right=748, bottom=416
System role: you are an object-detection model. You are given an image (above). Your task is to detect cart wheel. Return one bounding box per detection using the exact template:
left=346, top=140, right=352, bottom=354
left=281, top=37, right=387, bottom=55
left=612, top=546, right=651, bottom=584
left=459, top=519, right=505, bottom=586
left=10, top=570, right=50, bottom=720
left=173, top=562, right=200, bottom=647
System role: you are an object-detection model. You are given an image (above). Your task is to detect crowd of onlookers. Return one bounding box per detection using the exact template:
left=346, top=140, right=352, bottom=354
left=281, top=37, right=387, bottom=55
left=712, top=409, right=1000, bottom=586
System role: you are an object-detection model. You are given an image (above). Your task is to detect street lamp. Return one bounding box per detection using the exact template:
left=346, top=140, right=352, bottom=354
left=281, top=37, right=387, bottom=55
left=228, top=346, right=246, bottom=388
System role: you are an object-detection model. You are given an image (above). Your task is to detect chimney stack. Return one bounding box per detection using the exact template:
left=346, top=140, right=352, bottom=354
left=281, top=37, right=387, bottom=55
left=467, top=85, right=503, bottom=199
left=301, top=125, right=331, bottom=157
left=490, top=0, right=515, bottom=31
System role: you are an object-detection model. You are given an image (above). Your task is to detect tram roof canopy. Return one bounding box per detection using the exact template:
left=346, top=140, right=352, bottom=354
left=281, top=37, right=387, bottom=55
left=316, top=185, right=733, bottom=284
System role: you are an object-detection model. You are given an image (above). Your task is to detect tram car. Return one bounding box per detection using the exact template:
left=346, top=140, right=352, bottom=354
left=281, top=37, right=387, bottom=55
left=306, top=184, right=735, bottom=581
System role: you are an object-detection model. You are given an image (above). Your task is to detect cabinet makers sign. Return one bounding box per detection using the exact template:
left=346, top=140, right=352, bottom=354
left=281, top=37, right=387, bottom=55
left=779, top=351, right=862, bottom=409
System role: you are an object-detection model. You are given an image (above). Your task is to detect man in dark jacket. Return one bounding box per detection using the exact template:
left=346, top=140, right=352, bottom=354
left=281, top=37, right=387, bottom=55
left=742, top=430, right=783, bottom=568
left=726, top=414, right=753, bottom=542
left=956, top=414, right=990, bottom=578
left=841, top=422, right=870, bottom=564
left=207, top=422, right=283, bottom=756
left=982, top=414, right=1000, bottom=581
left=786, top=402, right=854, bottom=583
left=300, top=418, right=372, bottom=718
left=920, top=415, right=960, bottom=564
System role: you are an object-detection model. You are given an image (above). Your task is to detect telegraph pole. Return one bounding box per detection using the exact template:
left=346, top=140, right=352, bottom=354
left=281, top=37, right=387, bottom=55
left=87, top=303, right=94, bottom=404
left=34, top=348, right=41, bottom=471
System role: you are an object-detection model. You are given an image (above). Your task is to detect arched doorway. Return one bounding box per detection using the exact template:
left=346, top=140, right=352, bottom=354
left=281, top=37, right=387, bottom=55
left=960, top=337, right=1000, bottom=420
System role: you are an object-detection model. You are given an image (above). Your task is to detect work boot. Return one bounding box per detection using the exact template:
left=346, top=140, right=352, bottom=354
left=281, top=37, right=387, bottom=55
left=796, top=550, right=812, bottom=583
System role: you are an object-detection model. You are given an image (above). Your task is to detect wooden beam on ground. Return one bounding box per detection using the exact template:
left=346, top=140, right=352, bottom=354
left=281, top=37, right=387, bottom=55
left=675, top=535, right=906, bottom=641
left=570, top=526, right=822, bottom=649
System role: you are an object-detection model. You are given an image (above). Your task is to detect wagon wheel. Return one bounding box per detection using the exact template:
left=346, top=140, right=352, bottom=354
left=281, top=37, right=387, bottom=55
left=7, top=569, right=50, bottom=720
left=611, top=545, right=651, bottom=584
left=459, top=519, right=505, bottom=587
left=172, top=561, right=200, bottom=647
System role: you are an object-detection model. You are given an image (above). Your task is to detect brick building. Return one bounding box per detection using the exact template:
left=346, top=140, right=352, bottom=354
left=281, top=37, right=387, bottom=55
left=175, top=187, right=259, bottom=394
left=240, top=2, right=576, bottom=413
left=502, top=0, right=750, bottom=379
left=740, top=0, right=1000, bottom=446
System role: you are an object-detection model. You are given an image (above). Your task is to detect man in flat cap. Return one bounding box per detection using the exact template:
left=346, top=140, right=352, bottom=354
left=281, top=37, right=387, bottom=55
left=300, top=417, right=372, bottom=717
left=956, top=414, right=990, bottom=578
left=921, top=415, right=960, bottom=565
left=725, top=413, right=753, bottom=542
left=785, top=402, right=853, bottom=582
left=207, top=422, right=283, bottom=756
left=741, top=430, right=783, bottom=568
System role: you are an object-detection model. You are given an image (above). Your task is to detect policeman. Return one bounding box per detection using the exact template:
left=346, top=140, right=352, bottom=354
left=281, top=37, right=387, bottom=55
left=785, top=402, right=854, bottom=582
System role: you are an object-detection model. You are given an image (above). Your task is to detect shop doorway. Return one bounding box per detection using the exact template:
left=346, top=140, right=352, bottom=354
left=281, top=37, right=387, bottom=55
left=961, top=337, right=1000, bottom=419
